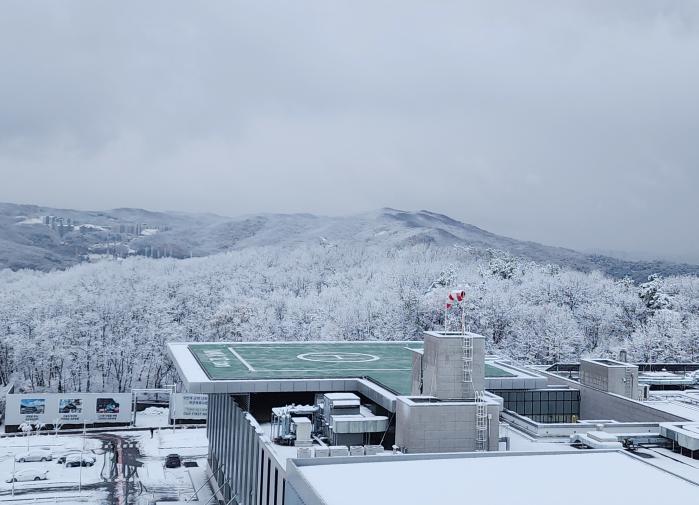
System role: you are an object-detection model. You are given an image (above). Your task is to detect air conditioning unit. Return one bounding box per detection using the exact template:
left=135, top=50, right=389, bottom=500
left=329, top=445, right=349, bottom=457
left=314, top=447, right=330, bottom=458
left=349, top=445, right=365, bottom=456
left=296, top=447, right=313, bottom=459
left=364, top=445, right=385, bottom=455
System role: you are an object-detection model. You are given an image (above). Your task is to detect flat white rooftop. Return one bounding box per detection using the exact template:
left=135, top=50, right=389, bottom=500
left=645, top=391, right=699, bottom=422
left=288, top=451, right=699, bottom=505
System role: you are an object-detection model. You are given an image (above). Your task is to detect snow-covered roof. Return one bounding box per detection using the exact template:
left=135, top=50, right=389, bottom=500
left=286, top=451, right=699, bottom=505
left=324, top=393, right=360, bottom=401
left=582, top=358, right=633, bottom=368
left=645, top=399, right=699, bottom=422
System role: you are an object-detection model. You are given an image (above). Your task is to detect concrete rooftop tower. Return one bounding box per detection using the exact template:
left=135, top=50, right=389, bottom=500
left=412, top=331, right=486, bottom=400
left=397, top=330, right=499, bottom=453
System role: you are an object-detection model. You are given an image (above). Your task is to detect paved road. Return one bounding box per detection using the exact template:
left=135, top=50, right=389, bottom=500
left=95, top=433, right=145, bottom=504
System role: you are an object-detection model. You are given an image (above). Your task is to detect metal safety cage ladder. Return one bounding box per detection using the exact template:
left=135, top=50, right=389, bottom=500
left=462, top=335, right=473, bottom=384
left=475, top=390, right=488, bottom=451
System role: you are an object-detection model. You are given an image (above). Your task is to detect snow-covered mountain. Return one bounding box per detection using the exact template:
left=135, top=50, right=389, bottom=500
left=0, top=202, right=697, bottom=281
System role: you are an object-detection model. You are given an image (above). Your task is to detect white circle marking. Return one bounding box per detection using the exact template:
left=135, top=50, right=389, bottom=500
left=297, top=352, right=380, bottom=363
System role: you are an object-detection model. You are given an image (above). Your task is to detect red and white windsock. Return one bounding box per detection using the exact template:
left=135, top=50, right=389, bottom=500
left=446, top=290, right=466, bottom=309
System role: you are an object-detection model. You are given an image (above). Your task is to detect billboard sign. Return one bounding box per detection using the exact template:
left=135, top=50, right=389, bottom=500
left=4, top=393, right=132, bottom=426
left=96, top=397, right=122, bottom=421
left=170, top=393, right=208, bottom=420
left=19, top=399, right=45, bottom=419
left=58, top=398, right=83, bottom=422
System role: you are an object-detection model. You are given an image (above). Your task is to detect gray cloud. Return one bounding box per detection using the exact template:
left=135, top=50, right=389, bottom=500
left=1, top=1, right=698, bottom=261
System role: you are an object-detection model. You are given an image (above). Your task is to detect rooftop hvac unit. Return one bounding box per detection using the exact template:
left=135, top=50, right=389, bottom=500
left=292, top=417, right=313, bottom=447
left=323, top=393, right=361, bottom=419
left=364, top=445, right=385, bottom=456
left=331, top=415, right=389, bottom=434
left=314, top=447, right=330, bottom=458
left=349, top=446, right=365, bottom=456
left=296, top=447, right=313, bottom=459
left=329, top=445, right=349, bottom=457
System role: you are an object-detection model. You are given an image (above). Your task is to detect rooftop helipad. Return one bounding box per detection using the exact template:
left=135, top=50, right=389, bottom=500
left=168, top=341, right=514, bottom=395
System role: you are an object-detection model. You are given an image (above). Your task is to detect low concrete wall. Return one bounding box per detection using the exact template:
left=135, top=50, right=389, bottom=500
left=502, top=410, right=662, bottom=438
left=395, top=397, right=499, bottom=453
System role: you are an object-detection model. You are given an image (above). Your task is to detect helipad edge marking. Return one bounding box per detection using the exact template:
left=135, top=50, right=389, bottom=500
left=228, top=346, right=256, bottom=372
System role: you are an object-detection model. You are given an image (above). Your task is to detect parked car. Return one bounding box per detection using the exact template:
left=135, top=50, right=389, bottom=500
left=5, top=469, right=49, bottom=482
left=57, top=452, right=80, bottom=464
left=165, top=453, right=181, bottom=468
left=15, top=450, right=52, bottom=462
left=64, top=454, right=96, bottom=467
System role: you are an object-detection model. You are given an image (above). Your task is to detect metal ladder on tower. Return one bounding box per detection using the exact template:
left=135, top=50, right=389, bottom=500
left=475, top=390, right=488, bottom=451
left=462, top=334, right=473, bottom=384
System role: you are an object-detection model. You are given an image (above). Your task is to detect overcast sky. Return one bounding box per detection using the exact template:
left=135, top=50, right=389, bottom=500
left=1, top=1, right=698, bottom=261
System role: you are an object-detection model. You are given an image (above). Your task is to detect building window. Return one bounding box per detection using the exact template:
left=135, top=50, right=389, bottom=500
left=259, top=451, right=265, bottom=505
left=266, top=459, right=271, bottom=504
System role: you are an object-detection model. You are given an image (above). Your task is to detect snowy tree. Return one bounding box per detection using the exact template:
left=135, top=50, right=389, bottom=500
left=0, top=242, right=697, bottom=392
left=639, top=274, right=672, bottom=310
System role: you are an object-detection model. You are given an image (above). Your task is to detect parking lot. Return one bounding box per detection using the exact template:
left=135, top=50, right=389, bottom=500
left=0, top=427, right=211, bottom=504
left=0, top=431, right=108, bottom=502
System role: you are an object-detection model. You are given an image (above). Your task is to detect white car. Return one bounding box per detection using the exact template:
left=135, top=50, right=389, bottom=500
left=14, top=449, right=53, bottom=462
left=5, top=469, right=49, bottom=483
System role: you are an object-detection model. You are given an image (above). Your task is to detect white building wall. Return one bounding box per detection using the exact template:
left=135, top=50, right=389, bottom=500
left=208, top=393, right=273, bottom=505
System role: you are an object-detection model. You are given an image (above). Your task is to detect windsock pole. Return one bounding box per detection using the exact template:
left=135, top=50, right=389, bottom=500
left=445, top=290, right=466, bottom=334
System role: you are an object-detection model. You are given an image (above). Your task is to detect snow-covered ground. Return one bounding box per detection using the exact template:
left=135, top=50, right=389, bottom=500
left=121, top=427, right=210, bottom=503
left=134, top=407, right=171, bottom=428
left=133, top=426, right=208, bottom=460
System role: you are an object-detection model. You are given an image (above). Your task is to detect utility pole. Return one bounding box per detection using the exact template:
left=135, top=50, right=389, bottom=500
left=79, top=420, right=86, bottom=493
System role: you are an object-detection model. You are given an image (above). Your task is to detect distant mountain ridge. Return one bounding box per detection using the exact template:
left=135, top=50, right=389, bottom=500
left=0, top=201, right=697, bottom=281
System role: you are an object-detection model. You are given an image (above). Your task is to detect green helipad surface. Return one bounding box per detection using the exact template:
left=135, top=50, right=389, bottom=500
left=189, top=342, right=514, bottom=395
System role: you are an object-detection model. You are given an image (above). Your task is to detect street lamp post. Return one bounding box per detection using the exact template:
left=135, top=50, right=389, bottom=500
left=11, top=455, right=16, bottom=496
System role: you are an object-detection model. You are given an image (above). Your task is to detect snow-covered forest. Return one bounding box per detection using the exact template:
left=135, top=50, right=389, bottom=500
left=1, top=244, right=698, bottom=393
